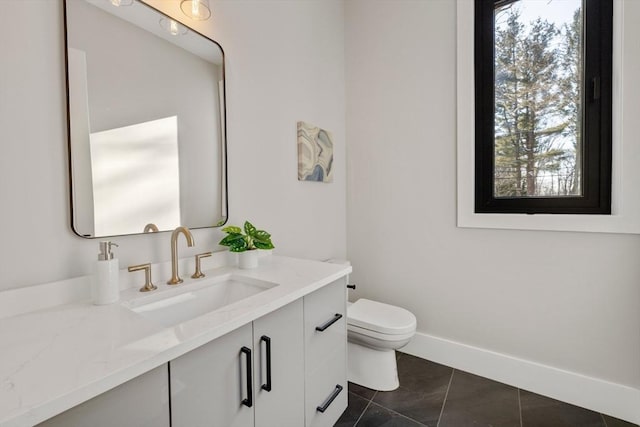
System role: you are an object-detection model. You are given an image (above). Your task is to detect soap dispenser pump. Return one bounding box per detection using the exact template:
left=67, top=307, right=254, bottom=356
left=92, top=241, right=120, bottom=305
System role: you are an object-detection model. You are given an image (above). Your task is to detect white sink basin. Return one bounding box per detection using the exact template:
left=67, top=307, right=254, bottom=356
left=123, top=273, right=278, bottom=327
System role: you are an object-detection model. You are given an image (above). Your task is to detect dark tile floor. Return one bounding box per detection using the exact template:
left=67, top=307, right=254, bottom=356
left=335, top=352, right=638, bottom=427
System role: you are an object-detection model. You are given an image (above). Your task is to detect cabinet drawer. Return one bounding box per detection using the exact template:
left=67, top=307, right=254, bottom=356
left=305, top=348, right=347, bottom=427
left=304, top=278, right=347, bottom=367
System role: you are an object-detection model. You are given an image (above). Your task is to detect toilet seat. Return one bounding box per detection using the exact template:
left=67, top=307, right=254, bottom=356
left=348, top=324, right=415, bottom=343
left=348, top=299, right=416, bottom=336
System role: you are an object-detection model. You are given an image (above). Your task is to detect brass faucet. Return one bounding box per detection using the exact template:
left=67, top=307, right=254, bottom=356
left=167, top=226, right=195, bottom=285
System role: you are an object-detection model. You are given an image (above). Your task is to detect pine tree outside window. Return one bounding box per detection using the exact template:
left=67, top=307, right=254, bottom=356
left=474, top=0, right=612, bottom=214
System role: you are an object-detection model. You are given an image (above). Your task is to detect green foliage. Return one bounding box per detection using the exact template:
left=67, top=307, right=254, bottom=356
left=493, top=4, right=582, bottom=197
left=219, top=221, right=275, bottom=253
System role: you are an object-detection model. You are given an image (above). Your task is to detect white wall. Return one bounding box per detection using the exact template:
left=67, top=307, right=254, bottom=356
left=204, top=0, right=347, bottom=262
left=0, top=0, right=345, bottom=292
left=346, top=0, right=640, bottom=398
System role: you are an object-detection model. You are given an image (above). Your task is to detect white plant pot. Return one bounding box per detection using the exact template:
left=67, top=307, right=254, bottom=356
left=238, top=250, right=259, bottom=269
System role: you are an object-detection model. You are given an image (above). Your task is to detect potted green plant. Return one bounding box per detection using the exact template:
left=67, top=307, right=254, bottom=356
left=219, top=221, right=275, bottom=269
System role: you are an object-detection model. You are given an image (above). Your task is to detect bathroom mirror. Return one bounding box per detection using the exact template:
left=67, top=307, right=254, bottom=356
left=64, top=0, right=227, bottom=238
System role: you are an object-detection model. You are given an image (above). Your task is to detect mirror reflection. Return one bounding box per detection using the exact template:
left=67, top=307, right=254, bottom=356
left=64, top=0, right=227, bottom=238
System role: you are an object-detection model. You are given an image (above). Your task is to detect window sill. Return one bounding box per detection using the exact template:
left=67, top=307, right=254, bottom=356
left=458, top=212, right=640, bottom=234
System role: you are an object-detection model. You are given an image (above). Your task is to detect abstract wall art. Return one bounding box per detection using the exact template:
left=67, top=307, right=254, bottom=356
left=297, top=121, right=334, bottom=183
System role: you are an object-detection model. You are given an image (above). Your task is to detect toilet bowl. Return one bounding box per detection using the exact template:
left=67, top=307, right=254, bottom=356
left=325, top=259, right=417, bottom=391
left=347, top=298, right=416, bottom=391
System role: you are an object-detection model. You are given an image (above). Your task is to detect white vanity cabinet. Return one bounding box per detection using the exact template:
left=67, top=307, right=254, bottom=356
left=36, top=365, right=170, bottom=427
left=31, top=272, right=348, bottom=427
left=169, top=278, right=348, bottom=427
left=170, top=299, right=305, bottom=427
left=304, top=278, right=348, bottom=427
left=2, top=257, right=352, bottom=427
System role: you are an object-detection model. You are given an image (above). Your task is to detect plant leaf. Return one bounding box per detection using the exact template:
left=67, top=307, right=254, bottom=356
left=228, top=239, right=248, bottom=252
left=219, top=233, right=244, bottom=246
left=222, top=225, right=242, bottom=234
left=252, top=230, right=271, bottom=241
left=244, top=221, right=256, bottom=236
left=254, top=241, right=274, bottom=250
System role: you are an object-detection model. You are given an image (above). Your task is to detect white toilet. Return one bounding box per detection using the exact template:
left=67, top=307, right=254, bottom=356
left=327, top=260, right=417, bottom=391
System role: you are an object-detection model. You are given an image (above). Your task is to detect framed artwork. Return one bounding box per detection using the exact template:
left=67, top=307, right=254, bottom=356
left=297, top=121, right=334, bottom=183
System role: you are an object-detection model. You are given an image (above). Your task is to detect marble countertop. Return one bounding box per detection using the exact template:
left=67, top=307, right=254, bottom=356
left=0, top=255, right=351, bottom=427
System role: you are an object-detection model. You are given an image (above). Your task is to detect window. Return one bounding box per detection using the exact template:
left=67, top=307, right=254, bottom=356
left=474, top=0, right=612, bottom=214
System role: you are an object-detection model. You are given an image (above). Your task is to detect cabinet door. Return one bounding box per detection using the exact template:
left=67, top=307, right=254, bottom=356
left=37, top=365, right=169, bottom=427
left=170, top=323, right=254, bottom=427
left=304, top=278, right=348, bottom=427
left=253, top=299, right=304, bottom=427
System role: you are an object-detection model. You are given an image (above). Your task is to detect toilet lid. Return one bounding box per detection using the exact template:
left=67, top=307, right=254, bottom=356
left=348, top=299, right=416, bottom=335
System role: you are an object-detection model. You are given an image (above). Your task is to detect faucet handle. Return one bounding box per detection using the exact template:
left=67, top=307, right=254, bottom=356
left=192, top=252, right=213, bottom=279
left=128, top=263, right=157, bottom=292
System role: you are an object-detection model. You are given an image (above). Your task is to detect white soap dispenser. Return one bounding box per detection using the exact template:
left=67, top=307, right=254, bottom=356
left=92, top=241, right=120, bottom=305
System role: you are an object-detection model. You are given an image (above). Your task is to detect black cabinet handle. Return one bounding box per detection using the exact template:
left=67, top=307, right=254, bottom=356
left=316, top=384, right=343, bottom=413
left=240, top=346, right=253, bottom=407
left=315, top=313, right=343, bottom=332
left=260, top=335, right=272, bottom=392
left=347, top=284, right=356, bottom=289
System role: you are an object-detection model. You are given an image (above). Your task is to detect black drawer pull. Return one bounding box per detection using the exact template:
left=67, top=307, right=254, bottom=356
left=347, top=284, right=356, bottom=289
left=316, top=384, right=343, bottom=413
left=260, top=335, right=272, bottom=392
left=315, top=313, right=343, bottom=332
left=240, top=346, right=253, bottom=407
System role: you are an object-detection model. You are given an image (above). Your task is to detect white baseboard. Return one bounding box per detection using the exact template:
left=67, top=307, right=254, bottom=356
left=401, top=332, right=640, bottom=425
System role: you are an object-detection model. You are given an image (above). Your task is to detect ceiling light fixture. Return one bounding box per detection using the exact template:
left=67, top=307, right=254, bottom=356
left=110, top=0, right=133, bottom=6
left=159, top=18, right=188, bottom=36
left=180, top=0, right=211, bottom=21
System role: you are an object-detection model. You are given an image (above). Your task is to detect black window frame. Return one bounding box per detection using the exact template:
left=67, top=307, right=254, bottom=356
left=474, top=0, right=613, bottom=214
